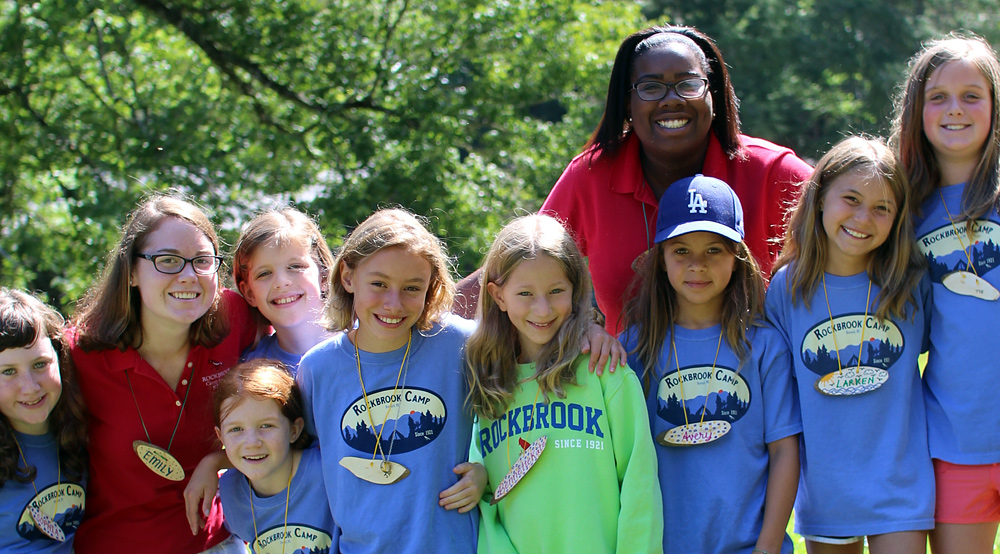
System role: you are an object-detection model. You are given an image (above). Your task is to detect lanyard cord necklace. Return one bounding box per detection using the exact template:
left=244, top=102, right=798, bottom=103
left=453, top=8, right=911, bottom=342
left=125, top=360, right=198, bottom=454
left=14, top=434, right=64, bottom=541
left=505, top=385, right=543, bottom=470
left=354, top=330, right=412, bottom=475
left=124, top=360, right=198, bottom=481
left=939, top=188, right=979, bottom=275
left=248, top=462, right=294, bottom=554
left=670, top=330, right=723, bottom=428
left=821, top=274, right=872, bottom=377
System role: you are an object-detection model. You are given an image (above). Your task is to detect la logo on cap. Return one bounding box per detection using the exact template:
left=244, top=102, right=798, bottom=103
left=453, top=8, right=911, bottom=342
left=688, top=189, right=708, bottom=214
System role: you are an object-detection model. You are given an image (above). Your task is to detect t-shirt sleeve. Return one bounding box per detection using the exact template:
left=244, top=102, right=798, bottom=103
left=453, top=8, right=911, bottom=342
left=541, top=158, right=589, bottom=256
left=603, top=367, right=664, bottom=554
left=296, top=353, right=317, bottom=439
left=764, top=153, right=813, bottom=264
left=223, top=288, right=257, bottom=352
left=756, top=327, right=802, bottom=444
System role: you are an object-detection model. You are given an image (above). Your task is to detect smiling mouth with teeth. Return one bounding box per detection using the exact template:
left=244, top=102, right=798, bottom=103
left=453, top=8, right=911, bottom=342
left=20, top=397, right=45, bottom=406
left=273, top=294, right=301, bottom=305
left=656, top=119, right=688, bottom=129
left=842, top=227, right=870, bottom=239
left=244, top=455, right=267, bottom=460
left=171, top=292, right=199, bottom=299
left=377, top=315, right=403, bottom=324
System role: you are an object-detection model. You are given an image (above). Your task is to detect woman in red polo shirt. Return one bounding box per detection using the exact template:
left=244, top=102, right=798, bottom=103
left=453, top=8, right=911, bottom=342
left=541, top=25, right=812, bottom=333
left=68, top=196, right=255, bottom=553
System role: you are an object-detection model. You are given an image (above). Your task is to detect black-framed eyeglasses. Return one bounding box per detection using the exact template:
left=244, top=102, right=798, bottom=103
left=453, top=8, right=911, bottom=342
left=631, top=78, right=709, bottom=101
left=136, top=253, right=223, bottom=275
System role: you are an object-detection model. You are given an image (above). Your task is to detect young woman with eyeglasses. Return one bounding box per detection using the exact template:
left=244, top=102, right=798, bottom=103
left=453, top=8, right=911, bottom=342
left=67, top=195, right=256, bottom=554
left=540, top=25, right=813, bottom=333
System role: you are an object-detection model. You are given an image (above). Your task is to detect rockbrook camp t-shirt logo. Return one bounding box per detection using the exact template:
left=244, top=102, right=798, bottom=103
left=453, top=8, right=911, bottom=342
left=17, top=482, right=85, bottom=540
left=341, top=386, right=447, bottom=454
left=655, top=365, right=751, bottom=427
left=251, top=524, right=333, bottom=554
left=918, top=220, right=1000, bottom=300
left=800, top=314, right=904, bottom=377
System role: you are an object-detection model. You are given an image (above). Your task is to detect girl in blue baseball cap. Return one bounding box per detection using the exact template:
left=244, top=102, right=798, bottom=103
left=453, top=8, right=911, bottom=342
left=622, top=174, right=801, bottom=554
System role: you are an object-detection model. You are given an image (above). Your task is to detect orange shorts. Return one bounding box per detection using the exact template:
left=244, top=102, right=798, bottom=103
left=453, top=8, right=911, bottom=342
left=934, top=459, right=1000, bottom=523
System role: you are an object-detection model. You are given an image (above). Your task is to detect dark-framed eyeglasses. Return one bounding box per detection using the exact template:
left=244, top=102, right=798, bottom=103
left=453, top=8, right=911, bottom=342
left=631, top=78, right=709, bottom=101
left=136, top=253, right=223, bottom=275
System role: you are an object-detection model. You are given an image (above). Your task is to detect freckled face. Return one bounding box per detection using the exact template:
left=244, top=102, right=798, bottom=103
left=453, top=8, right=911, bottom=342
left=821, top=170, right=897, bottom=276
left=629, top=41, right=714, bottom=162
left=0, top=338, right=62, bottom=435
left=922, top=59, right=993, bottom=175
left=240, top=240, right=325, bottom=334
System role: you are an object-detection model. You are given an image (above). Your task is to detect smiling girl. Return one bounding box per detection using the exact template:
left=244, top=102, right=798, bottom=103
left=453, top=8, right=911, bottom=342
left=0, top=288, right=87, bottom=552
left=766, top=137, right=932, bottom=553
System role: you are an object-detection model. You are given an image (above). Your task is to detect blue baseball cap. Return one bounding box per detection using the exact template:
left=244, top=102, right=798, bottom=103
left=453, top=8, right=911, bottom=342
left=654, top=174, right=744, bottom=244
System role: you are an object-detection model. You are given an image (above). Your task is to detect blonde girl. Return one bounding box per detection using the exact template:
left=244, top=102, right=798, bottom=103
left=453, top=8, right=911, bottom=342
left=0, top=288, right=87, bottom=552
left=213, top=359, right=336, bottom=553
left=623, top=174, right=801, bottom=554
left=766, top=137, right=932, bottom=553
left=892, top=34, right=1000, bottom=554
left=295, top=208, right=484, bottom=554
left=233, top=208, right=335, bottom=371
left=70, top=195, right=256, bottom=554
left=468, top=214, right=661, bottom=554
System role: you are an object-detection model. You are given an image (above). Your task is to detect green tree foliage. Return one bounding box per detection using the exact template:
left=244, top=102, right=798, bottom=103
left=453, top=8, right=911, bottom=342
left=1, top=0, right=996, bottom=312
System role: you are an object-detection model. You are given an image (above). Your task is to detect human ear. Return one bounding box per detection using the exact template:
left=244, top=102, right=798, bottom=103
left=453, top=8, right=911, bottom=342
left=289, top=417, right=305, bottom=443
left=487, top=282, right=507, bottom=312
left=340, top=263, right=355, bottom=294
left=214, top=427, right=223, bottom=443
left=238, top=281, right=258, bottom=307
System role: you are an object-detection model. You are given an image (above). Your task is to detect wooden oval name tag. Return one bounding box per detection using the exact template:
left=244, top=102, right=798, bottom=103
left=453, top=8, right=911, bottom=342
left=28, top=503, right=65, bottom=542
left=339, top=457, right=410, bottom=485
left=657, top=420, right=731, bottom=446
left=942, top=270, right=999, bottom=301
left=133, top=441, right=185, bottom=481
left=815, top=366, right=888, bottom=396
left=491, top=435, right=547, bottom=505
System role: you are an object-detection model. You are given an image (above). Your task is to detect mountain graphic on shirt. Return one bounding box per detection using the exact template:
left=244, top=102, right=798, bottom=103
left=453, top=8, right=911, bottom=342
left=17, top=482, right=86, bottom=540
left=800, top=314, right=904, bottom=377
left=917, top=221, right=1000, bottom=282
left=341, top=386, right=448, bottom=455
left=655, top=365, right=751, bottom=427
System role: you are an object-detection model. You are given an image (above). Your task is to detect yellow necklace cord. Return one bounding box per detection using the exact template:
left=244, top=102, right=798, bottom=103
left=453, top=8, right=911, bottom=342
left=13, top=433, right=61, bottom=524
left=939, top=188, right=979, bottom=276
left=248, top=455, right=294, bottom=554
left=353, top=330, right=412, bottom=464
left=506, top=384, right=544, bottom=470
left=822, top=274, right=872, bottom=376
left=670, top=327, right=723, bottom=428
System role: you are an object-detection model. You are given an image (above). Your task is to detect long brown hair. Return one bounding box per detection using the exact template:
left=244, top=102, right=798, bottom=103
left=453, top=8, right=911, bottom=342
left=586, top=25, right=742, bottom=161
left=0, top=288, right=88, bottom=487
left=622, top=239, right=764, bottom=393
left=774, top=136, right=923, bottom=321
left=73, top=195, right=230, bottom=352
left=891, top=34, right=1000, bottom=234
left=466, top=215, right=591, bottom=420
left=326, top=208, right=455, bottom=333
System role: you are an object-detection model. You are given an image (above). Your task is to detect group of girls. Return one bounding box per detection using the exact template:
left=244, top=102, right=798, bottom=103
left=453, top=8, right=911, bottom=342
left=0, top=31, right=998, bottom=554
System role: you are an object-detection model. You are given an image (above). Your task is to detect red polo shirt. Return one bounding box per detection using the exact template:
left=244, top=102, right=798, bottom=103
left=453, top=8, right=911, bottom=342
left=68, top=289, right=254, bottom=553
left=542, top=132, right=812, bottom=333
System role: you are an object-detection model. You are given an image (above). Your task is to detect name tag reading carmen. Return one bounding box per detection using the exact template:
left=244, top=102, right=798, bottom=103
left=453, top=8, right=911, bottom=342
left=942, top=271, right=1000, bottom=301
left=815, top=367, right=889, bottom=396
left=657, top=420, right=731, bottom=446
left=133, top=441, right=185, bottom=481
left=339, top=457, right=410, bottom=485
left=28, top=503, right=65, bottom=542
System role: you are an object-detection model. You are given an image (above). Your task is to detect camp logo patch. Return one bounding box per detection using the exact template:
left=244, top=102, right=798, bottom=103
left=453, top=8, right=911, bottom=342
left=918, top=220, right=1000, bottom=282
left=801, top=314, right=903, bottom=377
left=655, top=365, right=750, bottom=427
left=17, top=482, right=85, bottom=540
left=341, top=386, right=447, bottom=455
left=251, top=524, right=333, bottom=554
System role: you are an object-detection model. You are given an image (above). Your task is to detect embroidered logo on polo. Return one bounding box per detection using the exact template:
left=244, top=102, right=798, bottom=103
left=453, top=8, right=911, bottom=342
left=918, top=220, right=1000, bottom=300
left=16, top=482, right=85, bottom=540
left=800, top=314, right=903, bottom=389
left=654, top=365, right=751, bottom=428
left=341, top=386, right=447, bottom=455
left=251, top=524, right=333, bottom=554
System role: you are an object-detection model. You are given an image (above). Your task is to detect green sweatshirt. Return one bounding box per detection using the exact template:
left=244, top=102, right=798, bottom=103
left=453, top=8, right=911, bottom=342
left=474, top=356, right=663, bottom=554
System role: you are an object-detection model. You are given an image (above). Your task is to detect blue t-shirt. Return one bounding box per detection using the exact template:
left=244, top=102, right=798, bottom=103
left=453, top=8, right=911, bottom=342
left=296, top=314, right=478, bottom=554
left=765, top=266, right=934, bottom=536
left=241, top=333, right=304, bottom=374
left=0, top=432, right=85, bottom=553
left=219, top=446, right=337, bottom=554
left=623, top=323, right=800, bottom=554
left=915, top=183, right=1000, bottom=464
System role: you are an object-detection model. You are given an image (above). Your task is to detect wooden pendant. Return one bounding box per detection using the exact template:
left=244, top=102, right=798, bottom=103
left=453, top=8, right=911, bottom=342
left=942, top=270, right=999, bottom=301
left=339, top=456, right=410, bottom=485
left=490, top=436, right=547, bottom=505
left=657, top=420, right=730, bottom=446
left=28, top=503, right=65, bottom=542
left=133, top=441, right=185, bottom=481
left=815, top=367, right=888, bottom=396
